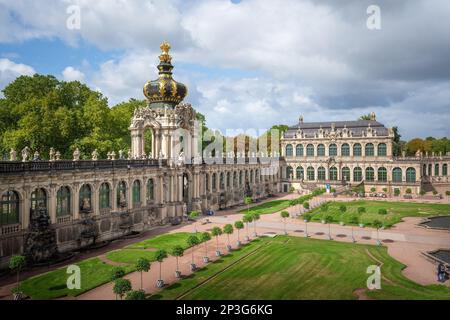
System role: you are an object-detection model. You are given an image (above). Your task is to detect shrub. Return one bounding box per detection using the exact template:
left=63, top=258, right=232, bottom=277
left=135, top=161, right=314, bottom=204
left=303, top=213, right=312, bottom=221
left=420, top=189, right=426, bottom=196
left=405, top=188, right=412, bottom=194
left=432, top=190, right=438, bottom=195
left=394, top=188, right=400, bottom=196
left=110, top=267, right=126, bottom=281
left=349, top=214, right=359, bottom=225
left=382, top=188, right=388, bottom=192
left=446, top=191, right=450, bottom=196
left=126, top=290, right=147, bottom=300
left=339, top=205, right=347, bottom=213
left=330, top=188, right=336, bottom=193
left=113, top=278, right=132, bottom=300
left=303, top=202, right=310, bottom=210
left=378, top=208, right=388, bottom=215
left=289, top=186, right=295, bottom=193
left=357, top=207, right=366, bottom=214
left=370, top=187, right=376, bottom=192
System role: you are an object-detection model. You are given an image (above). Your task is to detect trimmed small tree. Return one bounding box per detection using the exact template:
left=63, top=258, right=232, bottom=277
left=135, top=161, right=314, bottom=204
left=280, top=211, right=289, bottom=235
left=242, top=214, right=253, bottom=241
left=9, top=255, right=26, bottom=293
left=187, top=235, right=200, bottom=271
left=378, top=208, right=388, bottom=215
left=349, top=214, right=359, bottom=242
left=303, top=213, right=311, bottom=237
left=303, top=201, right=310, bottom=210
left=252, top=213, right=260, bottom=237
left=126, top=289, right=146, bottom=300
left=223, top=224, right=234, bottom=250
left=110, top=266, right=126, bottom=281
left=113, top=278, right=132, bottom=300
left=135, top=257, right=150, bottom=290
left=189, top=210, right=200, bottom=233
left=200, top=232, right=211, bottom=262
left=324, top=215, right=333, bottom=240
left=155, top=249, right=168, bottom=288
left=373, top=220, right=383, bottom=245
left=211, top=226, right=223, bottom=256
left=171, top=245, right=184, bottom=278
left=234, top=220, right=244, bottom=246
left=244, top=196, right=252, bottom=215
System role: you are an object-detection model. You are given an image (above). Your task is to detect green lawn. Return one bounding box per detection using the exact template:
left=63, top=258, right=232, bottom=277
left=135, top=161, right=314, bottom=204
left=307, top=200, right=450, bottom=227
left=239, top=200, right=291, bottom=215
left=106, top=232, right=202, bottom=264
left=20, top=258, right=134, bottom=300
left=20, top=232, right=198, bottom=299
left=155, top=236, right=450, bottom=300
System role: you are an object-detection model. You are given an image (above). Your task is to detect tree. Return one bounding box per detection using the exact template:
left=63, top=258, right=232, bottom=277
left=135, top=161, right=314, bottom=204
left=359, top=114, right=372, bottom=120
left=113, top=278, right=132, bottom=300
left=242, top=214, right=253, bottom=240
left=348, top=214, right=359, bottom=242
left=171, top=245, right=184, bottom=277
left=324, top=215, right=333, bottom=240
left=186, top=235, right=200, bottom=267
left=303, top=213, right=312, bottom=237
left=200, top=232, right=211, bottom=259
left=135, top=258, right=150, bottom=290
left=234, top=220, right=244, bottom=244
left=392, top=126, right=402, bottom=156
left=110, top=266, right=126, bottom=281
left=223, top=224, right=234, bottom=249
left=244, top=196, right=252, bottom=215
left=9, top=255, right=26, bottom=290
left=280, top=211, right=289, bottom=235
left=189, top=210, right=200, bottom=233
left=251, top=213, right=260, bottom=236
left=373, top=220, right=383, bottom=245
left=125, top=289, right=146, bottom=300
left=155, top=249, right=168, bottom=286
left=211, top=226, right=223, bottom=254
left=303, top=202, right=310, bottom=210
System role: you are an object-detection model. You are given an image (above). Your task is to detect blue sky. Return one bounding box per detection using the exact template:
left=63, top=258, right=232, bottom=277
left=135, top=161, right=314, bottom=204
left=0, top=0, right=449, bottom=139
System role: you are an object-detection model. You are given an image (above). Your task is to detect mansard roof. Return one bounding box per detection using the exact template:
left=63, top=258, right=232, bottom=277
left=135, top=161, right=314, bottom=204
left=284, top=120, right=389, bottom=138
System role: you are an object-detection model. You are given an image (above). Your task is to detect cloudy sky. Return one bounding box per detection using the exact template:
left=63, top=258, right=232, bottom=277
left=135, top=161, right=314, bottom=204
left=0, top=0, right=449, bottom=139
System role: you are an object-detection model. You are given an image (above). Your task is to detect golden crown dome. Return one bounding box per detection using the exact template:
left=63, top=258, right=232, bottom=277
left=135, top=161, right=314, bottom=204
left=143, top=41, right=188, bottom=107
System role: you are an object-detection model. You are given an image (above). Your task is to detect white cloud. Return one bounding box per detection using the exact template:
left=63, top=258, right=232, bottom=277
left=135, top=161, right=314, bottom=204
left=62, top=66, right=85, bottom=82
left=0, top=58, right=35, bottom=94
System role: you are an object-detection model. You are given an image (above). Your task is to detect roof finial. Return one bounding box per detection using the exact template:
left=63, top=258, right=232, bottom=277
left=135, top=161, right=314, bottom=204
left=299, top=115, right=304, bottom=123
left=159, top=41, right=172, bottom=63
left=370, top=111, right=376, bottom=121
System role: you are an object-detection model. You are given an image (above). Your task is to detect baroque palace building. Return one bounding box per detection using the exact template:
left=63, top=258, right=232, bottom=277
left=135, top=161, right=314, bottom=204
left=280, top=115, right=450, bottom=194
left=0, top=42, right=280, bottom=268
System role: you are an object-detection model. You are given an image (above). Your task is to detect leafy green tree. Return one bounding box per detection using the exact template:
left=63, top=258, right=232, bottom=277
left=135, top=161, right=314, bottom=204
left=9, top=255, right=26, bottom=290
left=373, top=220, right=383, bottom=245
left=110, top=266, right=126, bottom=281
left=211, top=226, right=223, bottom=253
left=242, top=214, right=253, bottom=239
left=113, top=278, right=132, bottom=300
left=244, top=196, right=252, bottom=215
left=324, top=215, right=333, bottom=239
left=171, top=245, right=184, bottom=276
left=186, top=235, right=200, bottom=265
left=125, top=289, right=146, bottom=300
left=135, top=258, right=150, bottom=289
left=303, top=202, right=310, bottom=210
left=200, top=232, right=211, bottom=257
left=251, top=213, right=260, bottom=236
left=234, top=220, right=244, bottom=243
left=280, top=211, right=289, bottom=234
left=155, top=249, right=168, bottom=283
left=223, top=224, right=234, bottom=248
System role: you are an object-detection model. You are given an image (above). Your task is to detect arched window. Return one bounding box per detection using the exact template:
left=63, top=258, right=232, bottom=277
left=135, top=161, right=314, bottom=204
left=117, top=181, right=127, bottom=208
left=296, top=144, right=304, bottom=156
left=378, top=167, right=387, bottom=182
left=353, top=144, right=362, bottom=157
left=1, top=191, right=19, bottom=226
left=31, top=188, right=47, bottom=211
left=377, top=143, right=387, bottom=156
left=392, top=168, right=402, bottom=182
left=341, top=143, right=350, bottom=156
left=100, top=183, right=111, bottom=209
left=285, top=144, right=293, bottom=157
left=227, top=172, right=231, bottom=187
left=329, top=144, right=337, bottom=156
left=306, top=144, right=314, bottom=157
left=435, top=164, right=439, bottom=176
left=296, top=166, right=304, bottom=180
left=428, top=164, right=432, bottom=176
left=406, top=168, right=416, bottom=183
left=286, top=166, right=293, bottom=179
left=365, top=167, right=375, bottom=181
left=132, top=180, right=141, bottom=206
left=212, top=173, right=217, bottom=191
left=79, top=184, right=92, bottom=212
left=205, top=174, right=210, bottom=192
left=318, top=167, right=326, bottom=181
left=443, top=164, right=448, bottom=176
left=239, top=171, right=243, bottom=186
left=220, top=172, right=225, bottom=189
left=233, top=172, right=237, bottom=187
left=329, top=167, right=338, bottom=181
left=307, top=166, right=315, bottom=181
left=423, top=164, right=427, bottom=176
left=353, top=167, right=362, bottom=182
left=365, top=143, right=374, bottom=157
left=342, top=167, right=350, bottom=182
left=317, top=144, right=325, bottom=156
left=57, top=186, right=71, bottom=217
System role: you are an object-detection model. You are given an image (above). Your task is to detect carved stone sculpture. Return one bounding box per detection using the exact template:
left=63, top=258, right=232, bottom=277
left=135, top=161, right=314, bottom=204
left=21, top=146, right=30, bottom=162
left=49, top=148, right=55, bottom=161
left=92, top=149, right=99, bottom=161
left=9, top=148, right=17, bottom=161
left=73, top=148, right=80, bottom=161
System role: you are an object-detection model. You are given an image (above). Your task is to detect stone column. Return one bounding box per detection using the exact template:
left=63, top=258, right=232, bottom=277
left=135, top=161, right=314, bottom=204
left=22, top=188, right=30, bottom=229
left=73, top=185, right=80, bottom=220
left=49, top=186, right=57, bottom=224
left=93, top=184, right=99, bottom=216
left=112, top=181, right=118, bottom=211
